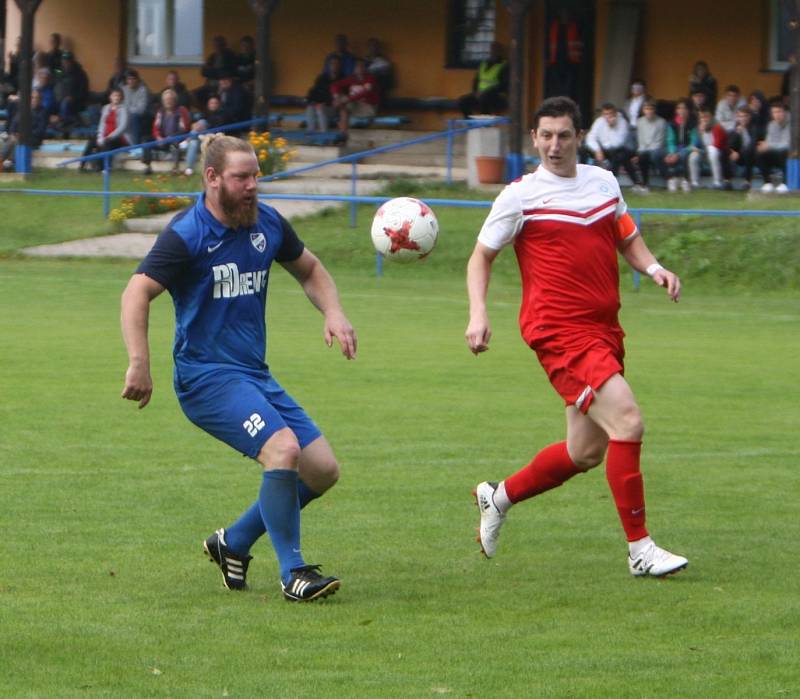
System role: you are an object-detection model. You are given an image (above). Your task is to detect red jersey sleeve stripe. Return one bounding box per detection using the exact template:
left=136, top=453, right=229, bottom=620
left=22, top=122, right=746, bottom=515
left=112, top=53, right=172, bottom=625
left=522, top=197, right=619, bottom=219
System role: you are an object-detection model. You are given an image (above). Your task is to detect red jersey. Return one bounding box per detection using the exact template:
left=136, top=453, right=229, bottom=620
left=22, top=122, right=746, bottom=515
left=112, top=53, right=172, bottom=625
left=331, top=73, right=379, bottom=107
left=478, top=164, right=638, bottom=346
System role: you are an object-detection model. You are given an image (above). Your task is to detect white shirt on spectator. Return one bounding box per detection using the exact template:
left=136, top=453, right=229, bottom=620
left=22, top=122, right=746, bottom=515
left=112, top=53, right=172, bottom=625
left=585, top=112, right=631, bottom=152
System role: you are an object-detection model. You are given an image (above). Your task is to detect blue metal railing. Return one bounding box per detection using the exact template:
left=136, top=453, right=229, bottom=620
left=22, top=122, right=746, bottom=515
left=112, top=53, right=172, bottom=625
left=55, top=117, right=271, bottom=217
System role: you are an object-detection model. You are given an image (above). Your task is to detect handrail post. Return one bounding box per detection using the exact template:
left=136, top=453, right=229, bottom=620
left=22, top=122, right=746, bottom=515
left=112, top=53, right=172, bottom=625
left=446, top=119, right=454, bottom=184
left=102, top=155, right=111, bottom=218
left=350, top=161, right=358, bottom=228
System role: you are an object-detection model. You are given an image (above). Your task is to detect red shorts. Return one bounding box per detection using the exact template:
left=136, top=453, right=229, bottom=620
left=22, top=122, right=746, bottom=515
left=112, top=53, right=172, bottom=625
left=533, top=331, right=625, bottom=414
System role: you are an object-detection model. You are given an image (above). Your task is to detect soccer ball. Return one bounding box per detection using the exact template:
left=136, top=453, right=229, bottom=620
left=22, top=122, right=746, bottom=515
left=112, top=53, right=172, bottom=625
left=370, top=197, right=439, bottom=261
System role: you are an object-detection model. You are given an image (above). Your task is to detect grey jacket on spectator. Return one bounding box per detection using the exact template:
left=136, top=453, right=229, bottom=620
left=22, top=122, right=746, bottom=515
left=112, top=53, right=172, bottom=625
left=97, top=103, right=129, bottom=141
left=636, top=115, right=666, bottom=152
left=122, top=83, right=150, bottom=116
left=764, top=116, right=790, bottom=150
left=715, top=97, right=745, bottom=132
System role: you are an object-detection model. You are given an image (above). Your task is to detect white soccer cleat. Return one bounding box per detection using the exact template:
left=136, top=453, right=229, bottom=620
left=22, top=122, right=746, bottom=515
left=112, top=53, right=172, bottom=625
left=775, top=183, right=789, bottom=194
left=473, top=481, right=506, bottom=558
left=629, top=541, right=688, bottom=577
left=761, top=182, right=775, bottom=193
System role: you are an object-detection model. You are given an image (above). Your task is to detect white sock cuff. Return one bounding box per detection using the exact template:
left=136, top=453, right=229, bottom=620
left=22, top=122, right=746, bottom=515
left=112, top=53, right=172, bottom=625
left=493, top=481, right=513, bottom=513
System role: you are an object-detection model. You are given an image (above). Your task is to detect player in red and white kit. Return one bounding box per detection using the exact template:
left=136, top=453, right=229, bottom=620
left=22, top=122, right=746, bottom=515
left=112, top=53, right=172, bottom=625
left=466, top=96, right=688, bottom=577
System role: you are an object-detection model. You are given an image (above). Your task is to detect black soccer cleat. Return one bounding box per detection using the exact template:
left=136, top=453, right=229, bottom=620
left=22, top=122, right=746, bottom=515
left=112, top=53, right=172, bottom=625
left=203, top=528, right=252, bottom=591
left=281, top=564, right=340, bottom=602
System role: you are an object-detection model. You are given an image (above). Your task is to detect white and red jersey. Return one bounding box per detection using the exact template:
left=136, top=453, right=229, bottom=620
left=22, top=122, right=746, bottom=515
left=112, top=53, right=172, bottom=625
left=478, top=164, right=638, bottom=346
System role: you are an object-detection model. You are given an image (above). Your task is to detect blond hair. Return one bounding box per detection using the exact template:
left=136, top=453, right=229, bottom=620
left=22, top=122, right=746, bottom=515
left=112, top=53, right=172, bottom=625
left=201, top=133, right=255, bottom=179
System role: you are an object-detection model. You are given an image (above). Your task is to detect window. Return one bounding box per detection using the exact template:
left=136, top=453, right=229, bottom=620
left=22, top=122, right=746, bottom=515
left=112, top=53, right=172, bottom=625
left=447, top=0, right=497, bottom=69
left=768, top=0, right=797, bottom=70
left=128, top=0, right=203, bottom=65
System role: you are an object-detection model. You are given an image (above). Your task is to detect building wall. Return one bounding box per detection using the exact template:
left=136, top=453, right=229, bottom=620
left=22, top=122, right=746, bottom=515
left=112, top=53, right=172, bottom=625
left=635, top=0, right=783, bottom=103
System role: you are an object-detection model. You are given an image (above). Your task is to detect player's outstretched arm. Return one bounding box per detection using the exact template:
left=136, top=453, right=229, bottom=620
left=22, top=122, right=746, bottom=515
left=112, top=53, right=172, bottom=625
left=619, top=233, right=681, bottom=303
left=120, top=273, right=165, bottom=408
left=466, top=242, right=500, bottom=354
left=281, top=249, right=357, bottom=360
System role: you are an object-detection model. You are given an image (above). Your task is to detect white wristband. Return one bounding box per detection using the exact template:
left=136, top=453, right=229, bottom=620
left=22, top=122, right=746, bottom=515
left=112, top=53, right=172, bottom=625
left=646, top=263, right=664, bottom=277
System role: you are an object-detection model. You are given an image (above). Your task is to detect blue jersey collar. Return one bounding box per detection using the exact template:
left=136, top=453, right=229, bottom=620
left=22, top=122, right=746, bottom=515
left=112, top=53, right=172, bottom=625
left=197, top=193, right=231, bottom=238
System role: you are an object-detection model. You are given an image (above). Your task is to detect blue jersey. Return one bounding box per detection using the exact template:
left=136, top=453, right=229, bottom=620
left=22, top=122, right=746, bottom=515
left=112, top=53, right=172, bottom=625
left=137, top=194, right=304, bottom=387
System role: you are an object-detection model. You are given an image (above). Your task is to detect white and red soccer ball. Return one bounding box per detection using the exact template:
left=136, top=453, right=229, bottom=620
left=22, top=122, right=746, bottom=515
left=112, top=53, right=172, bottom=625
left=370, top=197, right=439, bottom=261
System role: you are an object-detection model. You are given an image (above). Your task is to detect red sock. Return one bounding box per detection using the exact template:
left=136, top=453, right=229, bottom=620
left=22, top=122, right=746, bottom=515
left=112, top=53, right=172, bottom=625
left=504, top=442, right=582, bottom=503
left=605, top=439, right=649, bottom=541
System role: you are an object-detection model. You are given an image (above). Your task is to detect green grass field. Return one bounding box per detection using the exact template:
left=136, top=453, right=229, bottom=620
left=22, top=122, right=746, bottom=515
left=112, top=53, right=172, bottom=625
left=1, top=175, right=798, bottom=697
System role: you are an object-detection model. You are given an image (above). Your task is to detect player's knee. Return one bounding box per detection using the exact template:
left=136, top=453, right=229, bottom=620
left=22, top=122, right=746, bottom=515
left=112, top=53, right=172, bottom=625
left=570, top=443, right=606, bottom=470
left=258, top=430, right=301, bottom=470
left=318, top=457, right=340, bottom=488
left=615, top=405, right=644, bottom=441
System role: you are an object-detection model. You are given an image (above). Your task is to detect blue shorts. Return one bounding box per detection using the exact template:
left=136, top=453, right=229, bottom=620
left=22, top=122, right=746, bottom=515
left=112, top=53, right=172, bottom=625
left=177, top=371, right=322, bottom=458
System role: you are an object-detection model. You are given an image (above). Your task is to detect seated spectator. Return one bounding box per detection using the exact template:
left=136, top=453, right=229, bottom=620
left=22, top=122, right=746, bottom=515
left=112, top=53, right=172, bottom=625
left=80, top=87, right=129, bottom=172
left=365, top=37, right=394, bottom=106
left=332, top=57, right=379, bottom=138
left=458, top=41, right=508, bottom=118
left=31, top=53, right=50, bottom=90
left=218, top=73, right=250, bottom=124
left=163, top=70, right=192, bottom=110
left=143, top=88, right=191, bottom=174
left=7, top=36, right=21, bottom=93
left=634, top=99, right=667, bottom=189
left=715, top=84, right=745, bottom=133
left=0, top=61, right=14, bottom=109
left=688, top=106, right=730, bottom=189
left=236, top=35, right=256, bottom=91
left=196, top=35, right=238, bottom=107
left=324, top=33, right=356, bottom=77
left=624, top=79, right=649, bottom=128
left=0, top=89, right=48, bottom=172
left=747, top=90, right=770, bottom=140
left=664, top=98, right=697, bottom=192
left=585, top=102, right=646, bottom=190
left=756, top=98, right=791, bottom=192
left=304, top=55, right=343, bottom=132
left=106, top=56, right=128, bottom=98
left=182, top=94, right=225, bottom=176
left=51, top=50, right=89, bottom=136
left=34, top=68, right=56, bottom=117
left=690, top=87, right=709, bottom=117
left=688, top=60, right=718, bottom=107
left=44, top=33, right=63, bottom=74
left=728, top=106, right=758, bottom=190
left=121, top=69, right=150, bottom=144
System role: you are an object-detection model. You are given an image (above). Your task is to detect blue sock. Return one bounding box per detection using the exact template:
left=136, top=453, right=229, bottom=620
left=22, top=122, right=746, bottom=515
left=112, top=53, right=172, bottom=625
left=224, top=502, right=265, bottom=555
left=258, top=469, right=305, bottom=583
left=226, top=480, right=321, bottom=556
left=298, top=480, right=321, bottom=509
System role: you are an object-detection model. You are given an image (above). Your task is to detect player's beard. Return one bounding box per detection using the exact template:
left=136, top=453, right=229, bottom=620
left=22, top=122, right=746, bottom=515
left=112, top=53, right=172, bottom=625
left=219, top=181, right=258, bottom=228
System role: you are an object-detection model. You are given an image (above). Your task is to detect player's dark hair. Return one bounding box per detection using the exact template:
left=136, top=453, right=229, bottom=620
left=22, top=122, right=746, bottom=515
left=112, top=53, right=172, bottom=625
left=532, top=96, right=582, bottom=132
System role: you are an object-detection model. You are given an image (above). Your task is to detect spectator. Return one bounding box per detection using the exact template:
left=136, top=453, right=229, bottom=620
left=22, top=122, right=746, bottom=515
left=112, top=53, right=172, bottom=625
left=121, top=69, right=150, bottom=145
left=747, top=90, right=770, bottom=140
left=584, top=102, right=646, bottom=191
left=304, top=55, right=343, bottom=132
left=236, top=35, right=256, bottom=90
left=688, top=105, right=730, bottom=189
left=7, top=36, right=21, bottom=92
left=197, top=35, right=238, bottom=106
left=34, top=68, right=56, bottom=118
left=624, top=79, right=649, bottom=127
left=143, top=88, right=191, bottom=174
left=324, top=33, right=356, bottom=77
left=332, top=57, right=379, bottom=138
left=457, top=41, right=509, bottom=119
left=756, top=98, right=791, bottom=193
left=106, top=56, right=128, bottom=98
left=218, top=73, right=250, bottom=124
left=0, top=89, right=47, bottom=172
left=634, top=99, right=667, bottom=189
left=664, top=98, right=697, bottom=192
left=715, top=85, right=745, bottom=133
left=688, top=60, right=717, bottom=107
left=182, top=94, right=226, bottom=176
left=365, top=37, right=394, bottom=106
left=31, top=51, right=50, bottom=88
left=0, top=60, right=14, bottom=109
left=44, top=33, right=63, bottom=74
left=690, top=87, right=709, bottom=117
left=51, top=50, right=89, bottom=136
left=163, top=70, right=192, bottom=110
left=80, top=87, right=129, bottom=172
left=728, top=106, right=759, bottom=190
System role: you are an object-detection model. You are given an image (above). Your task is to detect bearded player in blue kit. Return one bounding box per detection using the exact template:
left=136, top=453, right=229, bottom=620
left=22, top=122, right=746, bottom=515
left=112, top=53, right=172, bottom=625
left=121, top=134, right=357, bottom=602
